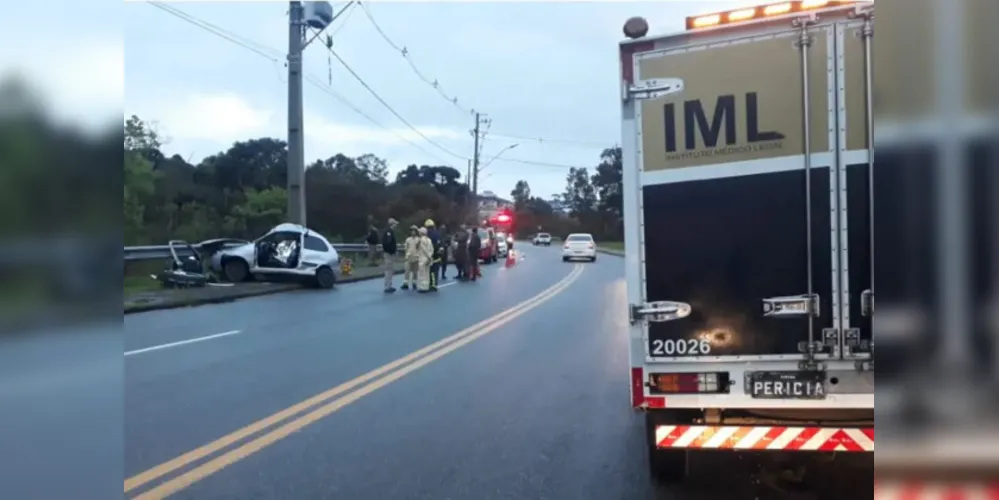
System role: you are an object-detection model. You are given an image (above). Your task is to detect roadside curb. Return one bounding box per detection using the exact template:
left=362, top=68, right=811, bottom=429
left=124, top=268, right=406, bottom=315
left=596, top=247, right=624, bottom=257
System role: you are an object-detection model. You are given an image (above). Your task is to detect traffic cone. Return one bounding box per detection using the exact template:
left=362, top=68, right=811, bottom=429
left=505, top=249, right=516, bottom=268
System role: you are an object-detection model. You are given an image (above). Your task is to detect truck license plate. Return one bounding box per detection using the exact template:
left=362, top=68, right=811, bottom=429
left=749, top=371, right=826, bottom=399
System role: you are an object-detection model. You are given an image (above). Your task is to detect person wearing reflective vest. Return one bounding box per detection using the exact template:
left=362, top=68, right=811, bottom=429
left=401, top=225, right=421, bottom=290
left=416, top=227, right=434, bottom=293
left=424, top=219, right=441, bottom=292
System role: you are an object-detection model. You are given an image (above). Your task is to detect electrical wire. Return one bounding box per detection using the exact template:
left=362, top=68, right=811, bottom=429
left=492, top=157, right=592, bottom=169
left=328, top=1, right=357, bottom=37
left=145, top=2, right=601, bottom=171
left=487, top=132, right=610, bottom=149
left=322, top=44, right=470, bottom=162
left=145, top=1, right=455, bottom=167
left=357, top=1, right=474, bottom=116
left=355, top=1, right=612, bottom=150
left=303, top=74, right=453, bottom=166
left=149, top=2, right=284, bottom=62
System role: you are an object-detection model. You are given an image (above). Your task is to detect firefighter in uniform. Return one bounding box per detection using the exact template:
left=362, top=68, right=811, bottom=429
left=424, top=219, right=441, bottom=292
left=416, top=227, right=434, bottom=292
left=401, top=225, right=420, bottom=290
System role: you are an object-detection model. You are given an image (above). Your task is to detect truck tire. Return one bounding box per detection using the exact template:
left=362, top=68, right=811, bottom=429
left=645, top=411, right=688, bottom=484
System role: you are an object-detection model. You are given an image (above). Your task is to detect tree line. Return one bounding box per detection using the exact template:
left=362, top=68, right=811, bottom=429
left=124, top=114, right=624, bottom=246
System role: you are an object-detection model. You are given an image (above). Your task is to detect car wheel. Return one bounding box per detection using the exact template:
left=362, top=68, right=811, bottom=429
left=562, top=256, right=569, bottom=262
left=222, top=257, right=250, bottom=283
left=590, top=256, right=597, bottom=262
left=314, top=266, right=336, bottom=289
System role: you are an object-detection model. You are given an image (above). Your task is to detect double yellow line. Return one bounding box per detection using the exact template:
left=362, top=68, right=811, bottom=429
left=125, top=264, right=585, bottom=499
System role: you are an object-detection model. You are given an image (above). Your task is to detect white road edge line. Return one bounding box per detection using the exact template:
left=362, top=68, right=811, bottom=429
left=124, top=330, right=242, bottom=357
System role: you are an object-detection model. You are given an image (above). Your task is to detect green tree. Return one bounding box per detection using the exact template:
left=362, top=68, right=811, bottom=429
left=562, top=167, right=597, bottom=217
left=510, top=180, right=531, bottom=211
left=124, top=152, right=157, bottom=244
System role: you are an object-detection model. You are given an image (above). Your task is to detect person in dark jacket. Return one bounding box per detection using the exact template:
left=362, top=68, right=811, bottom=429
left=365, top=225, right=380, bottom=266
left=381, top=218, right=399, bottom=293
left=438, top=224, right=450, bottom=281
left=467, top=227, right=482, bottom=282
left=453, top=224, right=468, bottom=281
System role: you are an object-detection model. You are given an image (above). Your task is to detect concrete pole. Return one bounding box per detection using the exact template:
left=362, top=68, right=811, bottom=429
left=471, top=112, right=481, bottom=196
left=287, top=1, right=306, bottom=225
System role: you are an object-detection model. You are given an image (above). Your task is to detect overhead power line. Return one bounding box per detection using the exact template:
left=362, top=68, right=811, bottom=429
left=328, top=1, right=357, bottom=37
left=149, top=2, right=283, bottom=61
left=144, top=2, right=599, bottom=171
left=486, top=132, right=611, bottom=149
left=357, top=1, right=474, bottom=116
left=145, top=1, right=454, bottom=166
left=322, top=44, right=470, bottom=162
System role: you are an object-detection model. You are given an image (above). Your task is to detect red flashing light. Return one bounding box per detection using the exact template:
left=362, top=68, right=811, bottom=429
left=496, top=214, right=511, bottom=223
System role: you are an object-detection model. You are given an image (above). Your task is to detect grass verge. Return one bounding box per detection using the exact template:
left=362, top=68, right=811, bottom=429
left=124, top=255, right=404, bottom=315
left=597, top=241, right=624, bottom=256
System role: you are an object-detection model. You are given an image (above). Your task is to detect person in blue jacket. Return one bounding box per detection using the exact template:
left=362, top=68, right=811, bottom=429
left=424, top=219, right=441, bottom=292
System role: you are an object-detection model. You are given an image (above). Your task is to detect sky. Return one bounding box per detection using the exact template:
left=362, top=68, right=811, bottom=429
left=5, top=0, right=747, bottom=200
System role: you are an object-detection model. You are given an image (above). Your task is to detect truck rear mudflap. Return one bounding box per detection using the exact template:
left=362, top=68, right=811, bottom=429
left=654, top=425, right=873, bottom=452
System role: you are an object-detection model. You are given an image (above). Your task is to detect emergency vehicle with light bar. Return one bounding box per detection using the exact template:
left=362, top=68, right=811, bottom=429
left=618, top=0, right=874, bottom=484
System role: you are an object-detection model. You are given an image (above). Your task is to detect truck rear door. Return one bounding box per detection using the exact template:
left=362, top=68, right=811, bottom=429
left=838, top=17, right=874, bottom=364
left=632, top=25, right=838, bottom=362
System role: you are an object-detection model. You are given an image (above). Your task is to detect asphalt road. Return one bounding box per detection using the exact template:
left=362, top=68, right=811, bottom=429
left=0, top=245, right=871, bottom=500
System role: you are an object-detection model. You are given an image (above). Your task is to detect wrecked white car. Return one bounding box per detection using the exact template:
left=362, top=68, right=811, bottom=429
left=209, top=223, right=340, bottom=289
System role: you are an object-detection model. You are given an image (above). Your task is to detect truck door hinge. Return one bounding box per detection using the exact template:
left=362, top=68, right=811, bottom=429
left=763, top=294, right=820, bottom=318
left=843, top=327, right=872, bottom=357
left=860, top=289, right=873, bottom=317
left=630, top=301, right=692, bottom=324
left=625, top=78, right=685, bottom=101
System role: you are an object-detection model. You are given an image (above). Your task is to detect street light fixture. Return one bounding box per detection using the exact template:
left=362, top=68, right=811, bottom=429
left=480, top=143, right=519, bottom=171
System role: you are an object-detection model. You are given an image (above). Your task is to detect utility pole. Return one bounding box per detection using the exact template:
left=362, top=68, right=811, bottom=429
left=471, top=112, right=481, bottom=199
left=287, top=1, right=306, bottom=225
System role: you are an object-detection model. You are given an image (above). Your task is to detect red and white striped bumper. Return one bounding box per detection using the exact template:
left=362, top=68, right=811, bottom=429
left=655, top=425, right=874, bottom=451
left=874, top=482, right=999, bottom=500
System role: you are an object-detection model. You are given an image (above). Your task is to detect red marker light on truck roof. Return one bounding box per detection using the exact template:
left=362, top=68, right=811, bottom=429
left=727, top=8, right=756, bottom=22
left=496, top=214, right=510, bottom=223
left=763, top=2, right=793, bottom=15
left=684, top=0, right=868, bottom=31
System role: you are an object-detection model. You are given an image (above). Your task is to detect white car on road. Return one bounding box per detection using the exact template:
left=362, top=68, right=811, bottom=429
left=496, top=238, right=508, bottom=258
left=533, top=232, right=552, bottom=246
left=562, top=233, right=597, bottom=262
left=210, top=223, right=340, bottom=288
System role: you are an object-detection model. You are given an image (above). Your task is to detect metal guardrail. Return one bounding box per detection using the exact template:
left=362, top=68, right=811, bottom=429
left=124, top=242, right=375, bottom=262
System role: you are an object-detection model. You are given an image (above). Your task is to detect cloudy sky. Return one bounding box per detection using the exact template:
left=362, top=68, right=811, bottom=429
left=7, top=0, right=748, bottom=200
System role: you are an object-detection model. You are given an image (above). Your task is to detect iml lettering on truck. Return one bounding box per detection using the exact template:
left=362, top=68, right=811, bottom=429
left=662, top=92, right=784, bottom=159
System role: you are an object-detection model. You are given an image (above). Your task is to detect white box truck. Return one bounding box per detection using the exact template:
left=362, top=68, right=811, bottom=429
left=618, top=0, right=874, bottom=483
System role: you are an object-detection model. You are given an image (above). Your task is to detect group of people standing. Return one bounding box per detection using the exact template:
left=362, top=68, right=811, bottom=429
left=373, top=218, right=485, bottom=294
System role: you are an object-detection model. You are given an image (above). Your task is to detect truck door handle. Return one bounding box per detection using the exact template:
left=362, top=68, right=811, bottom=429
left=762, top=294, right=819, bottom=317
left=860, top=289, right=873, bottom=317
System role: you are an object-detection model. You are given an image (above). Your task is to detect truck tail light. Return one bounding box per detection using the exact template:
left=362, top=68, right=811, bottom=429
left=648, top=372, right=729, bottom=394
